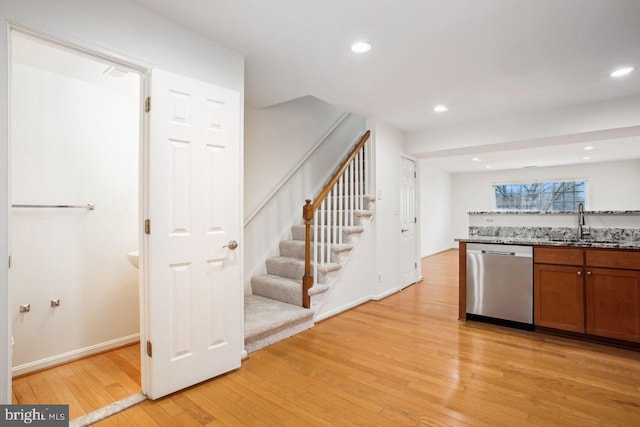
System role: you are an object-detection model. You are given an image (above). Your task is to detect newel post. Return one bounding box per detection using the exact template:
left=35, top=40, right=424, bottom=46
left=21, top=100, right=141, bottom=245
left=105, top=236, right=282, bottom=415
left=302, top=199, right=313, bottom=308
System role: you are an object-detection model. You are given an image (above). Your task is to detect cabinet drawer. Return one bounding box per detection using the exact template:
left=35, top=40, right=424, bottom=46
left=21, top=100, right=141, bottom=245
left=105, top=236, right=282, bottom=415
left=534, top=247, right=583, bottom=266
left=586, top=249, right=640, bottom=270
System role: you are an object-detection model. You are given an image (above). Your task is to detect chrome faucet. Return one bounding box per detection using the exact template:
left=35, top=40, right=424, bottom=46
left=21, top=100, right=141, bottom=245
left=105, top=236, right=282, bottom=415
left=577, top=203, right=590, bottom=239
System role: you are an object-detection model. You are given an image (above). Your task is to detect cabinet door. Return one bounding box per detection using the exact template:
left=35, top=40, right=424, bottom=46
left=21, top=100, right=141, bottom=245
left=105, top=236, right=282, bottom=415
left=586, top=268, right=640, bottom=342
left=534, top=264, right=585, bottom=332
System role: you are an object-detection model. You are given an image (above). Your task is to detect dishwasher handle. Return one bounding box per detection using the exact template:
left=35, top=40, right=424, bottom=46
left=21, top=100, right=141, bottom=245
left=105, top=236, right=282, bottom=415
left=466, top=244, right=533, bottom=258
left=481, top=250, right=516, bottom=256
left=467, top=249, right=530, bottom=257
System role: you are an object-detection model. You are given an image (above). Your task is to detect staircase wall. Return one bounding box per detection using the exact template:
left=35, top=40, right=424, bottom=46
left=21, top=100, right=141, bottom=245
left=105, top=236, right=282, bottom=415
left=312, top=217, right=376, bottom=321
left=244, top=97, right=366, bottom=293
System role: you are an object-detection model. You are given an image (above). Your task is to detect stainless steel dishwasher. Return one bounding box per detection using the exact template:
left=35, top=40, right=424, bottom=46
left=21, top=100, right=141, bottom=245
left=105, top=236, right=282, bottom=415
left=466, top=243, right=533, bottom=329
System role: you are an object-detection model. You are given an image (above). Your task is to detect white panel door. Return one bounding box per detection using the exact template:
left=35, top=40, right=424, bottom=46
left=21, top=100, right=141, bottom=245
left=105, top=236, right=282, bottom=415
left=146, top=69, right=242, bottom=399
left=400, top=157, right=417, bottom=288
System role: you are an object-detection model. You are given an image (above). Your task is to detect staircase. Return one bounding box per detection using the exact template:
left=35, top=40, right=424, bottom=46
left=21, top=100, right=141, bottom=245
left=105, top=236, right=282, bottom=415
left=244, top=131, right=373, bottom=353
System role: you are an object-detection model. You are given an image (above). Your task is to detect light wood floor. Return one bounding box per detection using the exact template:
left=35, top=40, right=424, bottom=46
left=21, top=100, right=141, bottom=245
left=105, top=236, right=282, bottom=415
left=12, top=342, right=141, bottom=420
left=17, top=249, right=640, bottom=425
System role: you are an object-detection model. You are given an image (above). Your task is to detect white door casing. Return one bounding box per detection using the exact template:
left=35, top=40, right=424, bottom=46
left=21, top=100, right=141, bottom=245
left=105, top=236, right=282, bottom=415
left=400, top=157, right=417, bottom=288
left=146, top=69, right=242, bottom=399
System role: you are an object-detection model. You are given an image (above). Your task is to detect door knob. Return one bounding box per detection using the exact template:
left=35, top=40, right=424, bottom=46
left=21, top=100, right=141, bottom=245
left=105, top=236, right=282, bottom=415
left=401, top=229, right=409, bottom=233
left=223, top=240, right=238, bottom=250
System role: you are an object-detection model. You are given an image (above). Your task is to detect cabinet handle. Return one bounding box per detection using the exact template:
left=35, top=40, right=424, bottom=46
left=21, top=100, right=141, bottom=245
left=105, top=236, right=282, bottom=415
left=577, top=271, right=582, bottom=276
left=586, top=271, right=592, bottom=276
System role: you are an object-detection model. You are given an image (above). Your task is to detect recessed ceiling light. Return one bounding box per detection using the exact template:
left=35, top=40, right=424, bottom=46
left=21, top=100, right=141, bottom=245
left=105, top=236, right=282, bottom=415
left=351, top=41, right=372, bottom=53
left=434, top=105, right=448, bottom=113
left=485, top=165, right=493, bottom=169
left=584, top=146, right=594, bottom=150
left=583, top=156, right=591, bottom=160
left=472, top=157, right=481, bottom=162
left=610, top=66, right=635, bottom=77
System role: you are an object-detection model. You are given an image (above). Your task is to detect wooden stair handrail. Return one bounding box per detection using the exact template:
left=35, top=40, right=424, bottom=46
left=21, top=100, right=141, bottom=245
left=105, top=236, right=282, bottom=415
left=304, top=130, right=371, bottom=219
left=301, top=130, right=371, bottom=308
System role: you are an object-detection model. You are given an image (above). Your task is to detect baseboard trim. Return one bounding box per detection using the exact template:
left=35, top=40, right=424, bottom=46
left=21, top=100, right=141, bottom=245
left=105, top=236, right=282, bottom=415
left=314, top=296, right=371, bottom=323
left=372, top=287, right=401, bottom=301
left=12, top=333, right=140, bottom=377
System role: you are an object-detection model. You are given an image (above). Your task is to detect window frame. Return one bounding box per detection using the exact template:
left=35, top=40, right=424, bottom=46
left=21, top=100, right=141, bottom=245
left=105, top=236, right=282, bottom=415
left=490, top=178, right=589, bottom=212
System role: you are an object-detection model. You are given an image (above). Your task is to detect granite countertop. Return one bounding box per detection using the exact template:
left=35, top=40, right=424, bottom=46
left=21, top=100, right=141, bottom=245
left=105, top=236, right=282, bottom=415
left=456, top=236, right=640, bottom=250
left=468, top=210, right=640, bottom=216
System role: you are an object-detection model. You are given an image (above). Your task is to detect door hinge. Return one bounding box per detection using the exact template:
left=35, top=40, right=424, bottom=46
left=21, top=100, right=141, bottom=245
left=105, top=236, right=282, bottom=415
left=145, top=219, right=151, bottom=235
left=146, top=340, right=153, bottom=357
left=414, top=217, right=417, bottom=223
left=145, top=97, right=151, bottom=113
left=8, top=256, right=11, bottom=269
left=415, top=262, right=418, bottom=269
left=414, top=171, right=416, bottom=178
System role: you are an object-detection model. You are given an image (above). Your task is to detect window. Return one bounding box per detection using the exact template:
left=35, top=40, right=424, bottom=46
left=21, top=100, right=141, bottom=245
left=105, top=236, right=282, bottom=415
left=493, top=180, right=586, bottom=211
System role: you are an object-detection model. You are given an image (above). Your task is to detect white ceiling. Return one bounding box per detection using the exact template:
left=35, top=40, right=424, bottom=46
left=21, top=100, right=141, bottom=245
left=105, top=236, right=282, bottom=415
left=420, top=136, right=640, bottom=173
left=133, top=0, right=640, bottom=133
left=17, top=0, right=635, bottom=172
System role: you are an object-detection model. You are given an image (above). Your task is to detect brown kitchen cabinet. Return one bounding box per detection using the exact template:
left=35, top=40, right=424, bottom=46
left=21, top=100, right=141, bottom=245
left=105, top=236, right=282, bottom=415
left=534, top=247, right=640, bottom=344
left=534, top=263, right=585, bottom=333
left=585, top=267, right=640, bottom=342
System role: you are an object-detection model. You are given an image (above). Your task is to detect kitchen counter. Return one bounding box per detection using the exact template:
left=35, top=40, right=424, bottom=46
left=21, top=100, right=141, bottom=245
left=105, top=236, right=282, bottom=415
left=458, top=238, right=640, bottom=348
left=455, top=236, right=640, bottom=250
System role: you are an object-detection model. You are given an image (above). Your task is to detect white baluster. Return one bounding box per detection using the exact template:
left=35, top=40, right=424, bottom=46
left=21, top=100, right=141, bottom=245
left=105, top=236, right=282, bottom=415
left=313, top=209, right=318, bottom=282
left=328, top=192, right=333, bottom=264
left=339, top=171, right=345, bottom=243
left=355, top=150, right=362, bottom=209
left=319, top=199, right=325, bottom=267
left=349, top=160, right=355, bottom=226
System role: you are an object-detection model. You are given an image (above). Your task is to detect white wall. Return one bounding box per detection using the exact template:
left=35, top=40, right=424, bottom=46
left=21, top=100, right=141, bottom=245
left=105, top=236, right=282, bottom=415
left=11, top=53, right=140, bottom=374
left=244, top=96, right=347, bottom=217
left=244, top=98, right=365, bottom=293
left=0, top=0, right=245, bottom=402
left=370, top=121, right=406, bottom=297
left=419, top=163, right=454, bottom=256
left=451, top=159, right=640, bottom=239
left=313, top=217, right=376, bottom=321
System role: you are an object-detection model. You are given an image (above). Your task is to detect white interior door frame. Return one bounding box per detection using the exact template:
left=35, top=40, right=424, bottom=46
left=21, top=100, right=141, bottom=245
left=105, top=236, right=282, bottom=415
left=1, top=18, right=12, bottom=404
left=1, top=22, right=152, bottom=402
left=400, top=154, right=422, bottom=285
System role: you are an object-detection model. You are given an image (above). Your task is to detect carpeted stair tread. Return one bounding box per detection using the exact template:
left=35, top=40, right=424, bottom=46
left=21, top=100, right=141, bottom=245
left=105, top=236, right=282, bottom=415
left=244, top=295, right=314, bottom=352
left=279, top=240, right=353, bottom=260
left=251, top=274, right=330, bottom=306
left=291, top=224, right=365, bottom=242
left=251, top=274, right=304, bottom=306
left=330, top=194, right=376, bottom=202
left=316, top=209, right=374, bottom=216
left=308, top=283, right=330, bottom=296
left=265, top=256, right=341, bottom=281
left=245, top=191, right=375, bottom=352
left=314, top=209, right=374, bottom=225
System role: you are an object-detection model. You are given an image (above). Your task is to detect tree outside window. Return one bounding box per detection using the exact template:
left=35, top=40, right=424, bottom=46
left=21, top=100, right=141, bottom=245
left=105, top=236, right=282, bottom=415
left=493, top=181, right=585, bottom=211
